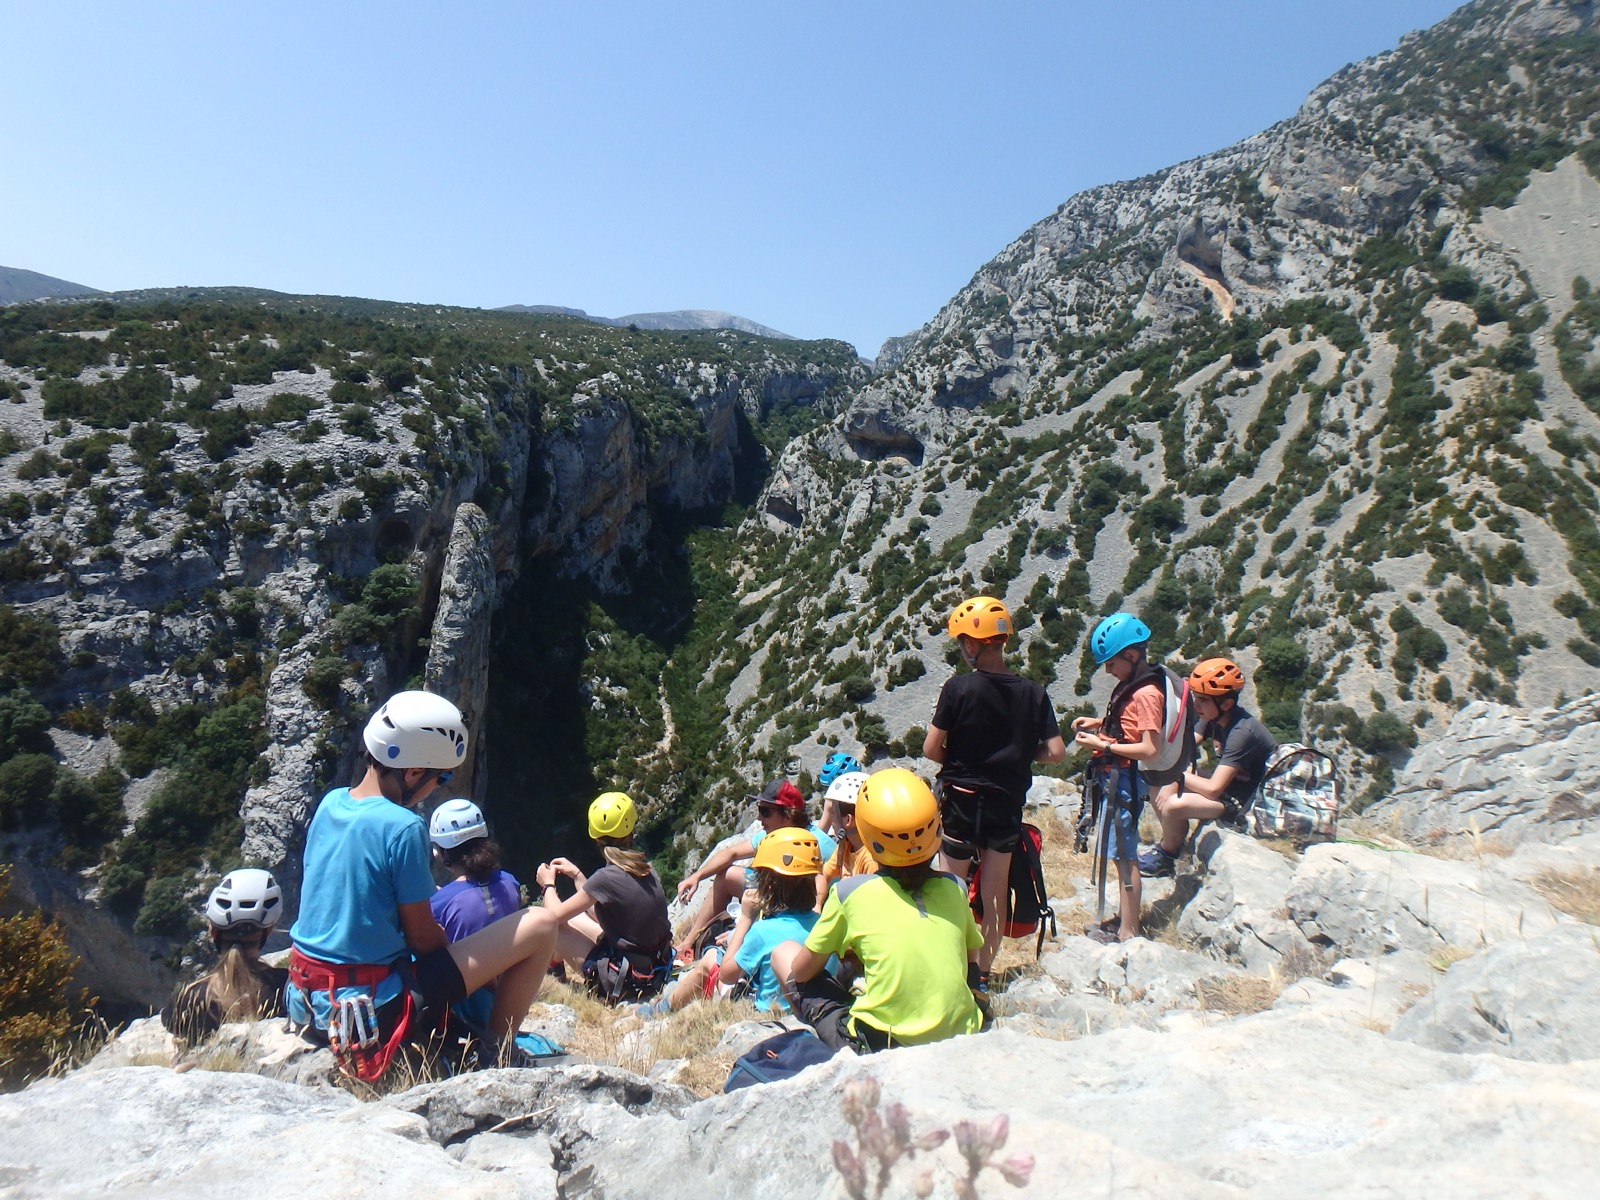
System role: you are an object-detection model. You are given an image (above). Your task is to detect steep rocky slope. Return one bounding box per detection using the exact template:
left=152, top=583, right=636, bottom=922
left=640, top=0, right=1600, bottom=837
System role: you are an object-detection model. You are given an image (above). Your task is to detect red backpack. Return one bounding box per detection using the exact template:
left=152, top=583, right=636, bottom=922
left=968, top=821, right=1056, bottom=958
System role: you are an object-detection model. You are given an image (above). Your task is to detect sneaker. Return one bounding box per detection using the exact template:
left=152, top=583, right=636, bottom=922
left=1137, top=845, right=1177, bottom=877
left=633, top=997, right=674, bottom=1020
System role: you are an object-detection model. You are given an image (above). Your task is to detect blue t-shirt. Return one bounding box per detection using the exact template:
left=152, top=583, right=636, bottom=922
left=745, top=823, right=838, bottom=890
left=430, top=870, right=523, bottom=943
left=291, top=787, right=435, bottom=965
left=735, top=909, right=820, bottom=1012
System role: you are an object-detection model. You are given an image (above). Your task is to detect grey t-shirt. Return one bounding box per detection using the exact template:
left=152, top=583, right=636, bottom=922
left=1198, top=710, right=1277, bottom=804
left=584, top=864, right=671, bottom=954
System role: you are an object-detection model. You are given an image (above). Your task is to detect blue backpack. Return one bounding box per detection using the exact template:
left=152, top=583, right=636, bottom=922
left=723, top=1028, right=837, bottom=1092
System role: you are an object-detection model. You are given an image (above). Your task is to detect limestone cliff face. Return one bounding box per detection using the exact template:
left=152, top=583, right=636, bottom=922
left=0, top=296, right=863, bottom=991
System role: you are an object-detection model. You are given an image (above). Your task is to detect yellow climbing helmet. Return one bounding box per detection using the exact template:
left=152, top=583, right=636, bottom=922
left=855, top=768, right=942, bottom=867
left=751, top=827, right=823, bottom=877
left=588, top=791, right=637, bottom=840
left=947, top=595, right=1012, bottom=641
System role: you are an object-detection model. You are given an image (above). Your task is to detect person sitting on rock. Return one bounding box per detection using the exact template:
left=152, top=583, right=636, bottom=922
left=672, top=779, right=837, bottom=958
left=815, top=750, right=863, bottom=848
left=640, top=826, right=828, bottom=1018
left=538, top=792, right=674, bottom=1005
left=923, top=596, right=1065, bottom=989
left=1139, top=657, right=1279, bottom=877
left=426, top=798, right=524, bottom=1037
left=820, top=770, right=875, bottom=887
left=162, top=869, right=288, bottom=1044
left=770, top=768, right=985, bottom=1052
left=1071, top=613, right=1168, bottom=943
left=288, top=691, right=559, bottom=1079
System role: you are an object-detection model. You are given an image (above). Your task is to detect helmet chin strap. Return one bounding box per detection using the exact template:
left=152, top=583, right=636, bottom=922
left=960, top=639, right=980, bottom=668
left=392, top=768, right=435, bottom=809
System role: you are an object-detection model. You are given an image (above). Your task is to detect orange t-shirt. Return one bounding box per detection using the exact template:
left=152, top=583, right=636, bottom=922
left=1114, top=683, right=1165, bottom=767
left=823, top=842, right=877, bottom=884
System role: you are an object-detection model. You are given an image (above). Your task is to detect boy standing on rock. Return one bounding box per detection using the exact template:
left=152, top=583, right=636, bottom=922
left=1071, top=614, right=1167, bottom=943
left=923, top=596, right=1065, bottom=989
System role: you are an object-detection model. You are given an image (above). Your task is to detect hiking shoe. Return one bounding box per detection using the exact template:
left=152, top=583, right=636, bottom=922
left=634, top=997, right=674, bottom=1020
left=1086, top=926, right=1121, bottom=945
left=1137, top=845, right=1177, bottom=878
left=546, top=959, right=568, bottom=982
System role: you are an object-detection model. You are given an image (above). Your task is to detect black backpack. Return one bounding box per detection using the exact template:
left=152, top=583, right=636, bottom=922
left=968, top=821, right=1056, bottom=958
left=723, top=1028, right=837, bottom=1091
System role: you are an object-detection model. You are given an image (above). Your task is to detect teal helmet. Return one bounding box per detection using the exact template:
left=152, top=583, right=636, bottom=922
left=818, top=752, right=862, bottom=789
left=1090, top=613, right=1151, bottom=664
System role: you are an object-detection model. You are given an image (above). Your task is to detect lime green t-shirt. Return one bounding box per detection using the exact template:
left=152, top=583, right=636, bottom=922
left=803, top=872, right=983, bottom=1046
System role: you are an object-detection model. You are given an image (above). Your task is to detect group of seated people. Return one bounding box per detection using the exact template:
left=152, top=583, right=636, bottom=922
left=161, top=644, right=1270, bottom=1070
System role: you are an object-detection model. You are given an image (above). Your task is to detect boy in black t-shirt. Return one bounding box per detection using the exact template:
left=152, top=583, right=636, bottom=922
left=1139, top=657, right=1278, bottom=877
left=923, top=595, right=1065, bottom=985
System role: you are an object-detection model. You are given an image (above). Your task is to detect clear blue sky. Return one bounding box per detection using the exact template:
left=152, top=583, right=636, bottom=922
left=3, top=1, right=1462, bottom=356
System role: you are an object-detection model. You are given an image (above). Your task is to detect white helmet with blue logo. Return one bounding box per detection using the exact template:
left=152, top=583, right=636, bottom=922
left=363, top=690, right=468, bottom=770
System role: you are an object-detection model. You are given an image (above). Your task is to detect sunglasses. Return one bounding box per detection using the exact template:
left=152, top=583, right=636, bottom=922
left=436, top=770, right=454, bottom=786
left=757, top=804, right=788, bottom=817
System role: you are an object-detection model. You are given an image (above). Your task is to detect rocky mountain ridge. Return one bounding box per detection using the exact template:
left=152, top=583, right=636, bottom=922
left=0, top=266, right=100, bottom=306
left=498, top=305, right=795, bottom=341
left=3, top=0, right=1600, bottom=1014
left=643, top=0, right=1600, bottom=836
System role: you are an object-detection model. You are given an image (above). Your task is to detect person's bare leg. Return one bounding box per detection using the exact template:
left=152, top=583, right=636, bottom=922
left=940, top=850, right=973, bottom=883
left=677, top=865, right=747, bottom=950
left=1116, top=860, right=1141, bottom=941
left=975, top=848, right=1011, bottom=973
left=667, top=956, right=715, bottom=1010
left=448, top=907, right=559, bottom=1038
left=1159, top=791, right=1227, bottom=855
left=554, top=914, right=601, bottom=971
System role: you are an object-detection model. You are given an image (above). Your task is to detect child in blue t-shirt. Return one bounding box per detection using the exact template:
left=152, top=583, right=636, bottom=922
left=642, top=826, right=826, bottom=1017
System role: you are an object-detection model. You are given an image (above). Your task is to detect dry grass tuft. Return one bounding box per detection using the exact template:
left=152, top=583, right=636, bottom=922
left=1427, top=944, right=1477, bottom=973
left=531, top=980, right=760, bottom=1097
left=1531, top=867, right=1600, bottom=926
left=1254, top=836, right=1303, bottom=861
left=1193, top=975, right=1280, bottom=1015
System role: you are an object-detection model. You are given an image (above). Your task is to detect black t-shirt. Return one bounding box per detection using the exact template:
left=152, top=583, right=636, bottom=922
left=584, top=864, right=672, bottom=954
left=1198, top=709, right=1278, bottom=803
left=930, top=669, right=1061, bottom=804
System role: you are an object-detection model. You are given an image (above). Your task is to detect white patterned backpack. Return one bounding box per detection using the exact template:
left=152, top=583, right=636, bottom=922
left=1243, top=743, right=1340, bottom=843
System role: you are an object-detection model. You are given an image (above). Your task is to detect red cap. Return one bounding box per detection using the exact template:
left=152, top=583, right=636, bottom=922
left=750, top=779, right=806, bottom=813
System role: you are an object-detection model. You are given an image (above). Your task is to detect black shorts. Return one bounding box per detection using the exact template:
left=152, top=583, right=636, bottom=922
left=937, top=781, right=1023, bottom=858
left=790, top=972, right=896, bottom=1054
left=412, top=945, right=469, bottom=1012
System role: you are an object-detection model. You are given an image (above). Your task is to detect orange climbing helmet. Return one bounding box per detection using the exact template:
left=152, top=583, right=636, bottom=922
left=855, top=768, right=942, bottom=867
left=947, top=596, right=1012, bottom=641
left=751, top=827, right=823, bottom=877
left=1189, top=657, right=1247, bottom=697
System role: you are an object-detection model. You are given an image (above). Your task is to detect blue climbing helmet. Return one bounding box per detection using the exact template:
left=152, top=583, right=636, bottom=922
left=818, top=752, right=862, bottom=789
left=1090, top=612, right=1152, bottom=664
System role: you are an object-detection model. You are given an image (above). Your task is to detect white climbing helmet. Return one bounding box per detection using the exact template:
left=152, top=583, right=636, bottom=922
left=204, top=869, right=283, bottom=934
left=363, top=690, right=468, bottom=771
left=824, top=770, right=870, bottom=808
left=429, top=798, right=488, bottom=849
